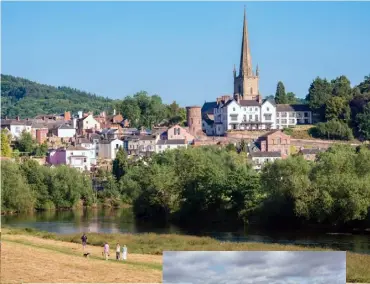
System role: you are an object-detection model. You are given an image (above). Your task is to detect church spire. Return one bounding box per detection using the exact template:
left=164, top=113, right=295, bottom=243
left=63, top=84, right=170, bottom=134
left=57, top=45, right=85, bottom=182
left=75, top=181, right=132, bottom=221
left=239, top=6, right=253, bottom=77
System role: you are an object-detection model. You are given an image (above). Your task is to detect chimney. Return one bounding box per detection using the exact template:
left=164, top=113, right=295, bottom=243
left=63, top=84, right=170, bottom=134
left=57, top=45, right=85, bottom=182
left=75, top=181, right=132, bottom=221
left=16, top=116, right=20, bottom=121
left=78, top=111, right=83, bottom=119
left=113, top=109, right=116, bottom=115
left=64, top=111, right=71, bottom=121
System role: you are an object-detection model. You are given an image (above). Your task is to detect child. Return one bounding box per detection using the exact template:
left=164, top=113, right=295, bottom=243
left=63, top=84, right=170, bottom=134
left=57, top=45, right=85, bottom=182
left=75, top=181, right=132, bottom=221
left=81, top=233, right=87, bottom=251
left=122, top=245, right=127, bottom=261
left=103, top=242, right=110, bottom=260
left=116, top=243, right=121, bottom=260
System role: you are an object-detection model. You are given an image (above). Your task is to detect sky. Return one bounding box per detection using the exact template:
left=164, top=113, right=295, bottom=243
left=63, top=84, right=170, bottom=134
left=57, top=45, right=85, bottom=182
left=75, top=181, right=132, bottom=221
left=163, top=251, right=346, bottom=284
left=2, top=1, right=370, bottom=107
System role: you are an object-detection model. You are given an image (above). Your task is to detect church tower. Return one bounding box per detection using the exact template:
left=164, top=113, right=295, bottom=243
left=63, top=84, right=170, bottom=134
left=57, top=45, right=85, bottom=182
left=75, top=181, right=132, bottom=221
left=233, top=7, right=261, bottom=103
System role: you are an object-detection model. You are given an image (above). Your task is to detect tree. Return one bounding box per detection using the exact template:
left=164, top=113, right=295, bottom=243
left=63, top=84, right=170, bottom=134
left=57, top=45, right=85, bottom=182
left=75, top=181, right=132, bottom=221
left=112, top=147, right=128, bottom=180
left=275, top=81, right=288, bottom=104
left=357, top=75, right=370, bottom=94
left=356, top=102, right=370, bottom=140
left=312, top=120, right=354, bottom=140
left=331, top=75, right=352, bottom=100
left=325, top=96, right=351, bottom=122
left=17, top=131, right=35, bottom=154
left=286, top=92, right=298, bottom=104
left=1, top=160, right=35, bottom=212
left=306, top=77, right=333, bottom=121
left=1, top=129, right=12, bottom=157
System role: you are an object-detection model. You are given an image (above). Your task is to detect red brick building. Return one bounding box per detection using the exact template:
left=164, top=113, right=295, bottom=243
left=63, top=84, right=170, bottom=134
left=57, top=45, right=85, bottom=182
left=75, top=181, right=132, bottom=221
left=258, top=130, right=291, bottom=157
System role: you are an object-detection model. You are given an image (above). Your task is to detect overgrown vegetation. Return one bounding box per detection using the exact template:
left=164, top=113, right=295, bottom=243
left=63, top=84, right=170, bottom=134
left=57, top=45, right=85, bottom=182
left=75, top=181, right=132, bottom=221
left=4, top=145, right=369, bottom=229
left=110, top=145, right=370, bottom=229
left=306, top=75, right=370, bottom=140
left=1, top=159, right=96, bottom=212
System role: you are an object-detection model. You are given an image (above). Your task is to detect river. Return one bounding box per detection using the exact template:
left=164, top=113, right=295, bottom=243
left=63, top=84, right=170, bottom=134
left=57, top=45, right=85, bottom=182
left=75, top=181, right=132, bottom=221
left=2, top=208, right=370, bottom=255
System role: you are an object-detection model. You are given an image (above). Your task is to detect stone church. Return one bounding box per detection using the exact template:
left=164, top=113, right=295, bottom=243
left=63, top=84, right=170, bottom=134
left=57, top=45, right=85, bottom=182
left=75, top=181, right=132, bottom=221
left=202, top=8, right=312, bottom=136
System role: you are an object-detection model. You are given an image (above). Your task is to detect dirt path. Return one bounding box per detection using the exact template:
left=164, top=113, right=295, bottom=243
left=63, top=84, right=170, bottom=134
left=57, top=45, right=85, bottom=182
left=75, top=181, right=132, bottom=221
left=1, top=235, right=162, bottom=283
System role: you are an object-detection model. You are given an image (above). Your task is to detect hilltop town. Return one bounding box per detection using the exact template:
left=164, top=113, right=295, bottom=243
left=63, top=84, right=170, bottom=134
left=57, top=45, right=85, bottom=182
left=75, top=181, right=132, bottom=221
left=1, top=8, right=368, bottom=173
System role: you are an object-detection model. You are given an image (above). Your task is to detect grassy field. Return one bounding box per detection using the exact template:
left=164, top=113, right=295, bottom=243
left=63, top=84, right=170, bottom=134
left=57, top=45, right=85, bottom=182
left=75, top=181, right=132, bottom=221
left=1, top=227, right=370, bottom=283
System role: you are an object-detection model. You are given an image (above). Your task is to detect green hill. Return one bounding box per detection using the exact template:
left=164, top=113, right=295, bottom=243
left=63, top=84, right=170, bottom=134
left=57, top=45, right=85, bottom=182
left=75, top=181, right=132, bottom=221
left=1, top=74, right=116, bottom=118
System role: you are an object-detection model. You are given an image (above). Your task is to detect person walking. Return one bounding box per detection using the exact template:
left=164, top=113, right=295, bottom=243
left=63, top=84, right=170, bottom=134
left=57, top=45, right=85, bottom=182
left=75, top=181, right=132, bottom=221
left=116, top=243, right=121, bottom=260
left=103, top=242, right=110, bottom=260
left=81, top=233, right=88, bottom=251
left=122, top=245, right=127, bottom=261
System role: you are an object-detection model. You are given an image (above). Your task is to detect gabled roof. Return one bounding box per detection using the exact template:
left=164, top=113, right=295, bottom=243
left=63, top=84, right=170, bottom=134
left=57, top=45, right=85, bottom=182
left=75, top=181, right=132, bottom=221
left=157, top=139, right=186, bottom=145
left=58, top=123, right=74, bottom=129
left=201, top=101, right=218, bottom=114
left=262, top=98, right=276, bottom=106
left=276, top=104, right=311, bottom=112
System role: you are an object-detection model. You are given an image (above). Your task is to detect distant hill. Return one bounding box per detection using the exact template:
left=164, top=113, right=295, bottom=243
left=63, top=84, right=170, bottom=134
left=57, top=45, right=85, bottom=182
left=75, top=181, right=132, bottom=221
left=1, top=74, right=116, bottom=118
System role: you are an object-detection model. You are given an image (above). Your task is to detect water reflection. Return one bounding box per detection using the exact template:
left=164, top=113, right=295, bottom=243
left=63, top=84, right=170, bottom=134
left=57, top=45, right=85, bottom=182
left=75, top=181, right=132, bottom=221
left=2, top=208, right=370, bottom=254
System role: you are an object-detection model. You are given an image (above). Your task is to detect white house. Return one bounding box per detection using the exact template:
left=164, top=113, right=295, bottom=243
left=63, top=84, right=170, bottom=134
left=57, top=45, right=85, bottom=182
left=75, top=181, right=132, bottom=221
left=156, top=139, right=188, bottom=153
left=98, top=138, right=124, bottom=160
left=1, top=119, right=32, bottom=140
left=65, top=146, right=91, bottom=171
left=77, top=138, right=97, bottom=166
left=54, top=123, right=76, bottom=138
left=276, top=105, right=312, bottom=129
left=78, top=114, right=100, bottom=134
left=249, top=151, right=282, bottom=171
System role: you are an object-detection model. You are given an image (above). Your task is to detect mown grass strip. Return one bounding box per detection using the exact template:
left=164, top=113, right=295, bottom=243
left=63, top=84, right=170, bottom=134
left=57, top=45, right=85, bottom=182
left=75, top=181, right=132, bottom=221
left=3, top=237, right=162, bottom=271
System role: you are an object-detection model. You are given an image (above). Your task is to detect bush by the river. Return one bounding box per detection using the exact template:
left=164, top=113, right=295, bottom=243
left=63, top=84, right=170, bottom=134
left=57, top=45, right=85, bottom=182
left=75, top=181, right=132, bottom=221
left=1, top=159, right=96, bottom=212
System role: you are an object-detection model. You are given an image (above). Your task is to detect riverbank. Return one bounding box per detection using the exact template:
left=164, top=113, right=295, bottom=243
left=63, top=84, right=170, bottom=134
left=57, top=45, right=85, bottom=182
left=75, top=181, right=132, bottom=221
left=2, top=227, right=370, bottom=282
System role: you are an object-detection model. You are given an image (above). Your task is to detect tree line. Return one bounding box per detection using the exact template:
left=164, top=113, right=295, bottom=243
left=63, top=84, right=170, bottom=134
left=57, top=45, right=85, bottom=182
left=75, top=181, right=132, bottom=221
left=2, top=144, right=370, bottom=230
left=110, top=144, right=370, bottom=229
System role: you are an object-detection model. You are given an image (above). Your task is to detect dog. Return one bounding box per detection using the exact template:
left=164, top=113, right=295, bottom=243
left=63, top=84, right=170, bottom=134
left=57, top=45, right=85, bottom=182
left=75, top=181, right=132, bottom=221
left=83, top=252, right=90, bottom=258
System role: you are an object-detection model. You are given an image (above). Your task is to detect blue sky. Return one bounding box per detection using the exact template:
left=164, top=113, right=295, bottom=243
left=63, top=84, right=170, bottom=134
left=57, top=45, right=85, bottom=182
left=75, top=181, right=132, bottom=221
left=2, top=1, right=370, bottom=107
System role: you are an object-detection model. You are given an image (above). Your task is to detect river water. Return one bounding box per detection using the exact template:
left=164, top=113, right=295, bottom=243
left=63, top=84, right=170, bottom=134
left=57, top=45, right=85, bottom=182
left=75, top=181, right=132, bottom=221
left=2, top=208, right=370, bottom=255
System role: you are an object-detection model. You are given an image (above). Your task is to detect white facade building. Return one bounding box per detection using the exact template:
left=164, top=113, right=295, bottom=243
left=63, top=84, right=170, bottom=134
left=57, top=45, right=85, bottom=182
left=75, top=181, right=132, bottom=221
left=98, top=138, right=124, bottom=160
left=155, top=139, right=188, bottom=153
left=65, top=146, right=91, bottom=171
left=202, top=98, right=312, bottom=136
left=56, top=124, right=76, bottom=138
left=249, top=151, right=282, bottom=171
left=1, top=119, right=32, bottom=140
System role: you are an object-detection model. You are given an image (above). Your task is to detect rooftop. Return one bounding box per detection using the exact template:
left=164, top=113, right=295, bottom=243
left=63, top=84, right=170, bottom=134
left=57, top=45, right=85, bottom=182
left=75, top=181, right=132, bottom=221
left=250, top=151, right=282, bottom=158
left=276, top=104, right=311, bottom=112
left=157, top=139, right=186, bottom=145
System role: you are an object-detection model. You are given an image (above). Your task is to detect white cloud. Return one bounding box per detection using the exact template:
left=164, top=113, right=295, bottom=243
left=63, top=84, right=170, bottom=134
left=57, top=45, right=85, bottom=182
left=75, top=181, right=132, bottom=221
left=163, top=251, right=346, bottom=284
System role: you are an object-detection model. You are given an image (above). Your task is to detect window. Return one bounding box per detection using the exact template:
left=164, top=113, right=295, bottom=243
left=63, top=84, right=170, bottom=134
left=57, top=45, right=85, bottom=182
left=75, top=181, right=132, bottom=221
left=277, top=113, right=280, bottom=117
left=249, top=108, right=252, bottom=111
left=267, top=107, right=270, bottom=111
left=159, top=145, right=162, bottom=149
left=231, top=116, right=237, bottom=121
left=84, top=158, right=87, bottom=163
left=174, top=128, right=177, bottom=135
left=277, top=138, right=281, bottom=144
left=233, top=108, right=235, bottom=111
left=15, top=127, right=21, bottom=133
left=291, top=112, right=296, bottom=117
left=250, top=87, right=253, bottom=94
left=255, top=108, right=258, bottom=111
left=289, top=119, right=295, bottom=124
left=304, top=112, right=309, bottom=117
left=285, top=149, right=288, bottom=155
left=276, top=119, right=280, bottom=124
left=167, top=145, right=170, bottom=149
left=243, top=115, right=247, bottom=122
left=116, top=144, right=119, bottom=149
left=281, top=112, right=287, bottom=118
left=71, top=152, right=73, bottom=155
left=249, top=114, right=252, bottom=120
left=255, top=115, right=258, bottom=121
left=281, top=119, right=287, bottom=124
left=244, top=108, right=246, bottom=111
left=264, top=114, right=272, bottom=120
